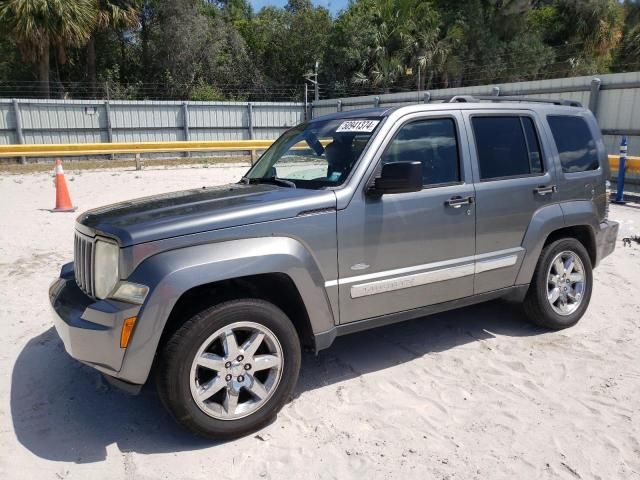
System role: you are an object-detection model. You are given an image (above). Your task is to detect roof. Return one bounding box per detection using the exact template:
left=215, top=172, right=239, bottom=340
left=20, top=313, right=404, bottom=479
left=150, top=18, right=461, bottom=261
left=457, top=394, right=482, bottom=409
left=310, top=96, right=586, bottom=123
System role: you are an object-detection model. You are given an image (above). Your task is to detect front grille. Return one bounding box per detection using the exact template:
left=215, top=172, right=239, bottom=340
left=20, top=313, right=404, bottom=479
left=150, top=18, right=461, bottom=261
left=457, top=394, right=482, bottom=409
left=74, top=231, right=94, bottom=297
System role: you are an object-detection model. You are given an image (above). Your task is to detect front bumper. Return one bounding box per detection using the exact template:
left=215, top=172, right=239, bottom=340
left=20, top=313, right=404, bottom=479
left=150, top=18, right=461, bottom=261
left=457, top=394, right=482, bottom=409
left=595, top=219, right=619, bottom=266
left=49, top=262, right=141, bottom=385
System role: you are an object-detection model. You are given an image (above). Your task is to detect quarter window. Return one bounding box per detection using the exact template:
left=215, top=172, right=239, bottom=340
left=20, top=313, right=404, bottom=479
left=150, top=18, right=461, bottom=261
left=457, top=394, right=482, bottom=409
left=472, top=116, right=544, bottom=180
left=522, top=117, right=543, bottom=174
left=547, top=115, right=599, bottom=173
left=381, top=118, right=460, bottom=186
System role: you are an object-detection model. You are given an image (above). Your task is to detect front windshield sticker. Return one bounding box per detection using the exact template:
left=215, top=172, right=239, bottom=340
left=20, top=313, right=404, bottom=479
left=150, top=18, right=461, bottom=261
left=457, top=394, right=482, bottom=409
left=336, top=119, right=380, bottom=133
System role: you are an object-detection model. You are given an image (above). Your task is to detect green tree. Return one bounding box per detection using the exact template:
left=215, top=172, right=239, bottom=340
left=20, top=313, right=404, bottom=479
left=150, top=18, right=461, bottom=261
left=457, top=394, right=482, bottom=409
left=323, top=0, right=377, bottom=91
left=0, top=0, right=97, bottom=97
left=87, top=0, right=141, bottom=95
left=145, top=0, right=255, bottom=99
left=346, top=0, right=416, bottom=90
left=614, top=0, right=640, bottom=71
left=240, top=0, right=331, bottom=89
left=533, top=0, right=624, bottom=75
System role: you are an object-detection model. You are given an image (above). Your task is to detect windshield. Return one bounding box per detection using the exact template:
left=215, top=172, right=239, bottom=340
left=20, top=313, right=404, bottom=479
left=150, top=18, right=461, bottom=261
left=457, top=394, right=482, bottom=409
left=244, top=117, right=382, bottom=188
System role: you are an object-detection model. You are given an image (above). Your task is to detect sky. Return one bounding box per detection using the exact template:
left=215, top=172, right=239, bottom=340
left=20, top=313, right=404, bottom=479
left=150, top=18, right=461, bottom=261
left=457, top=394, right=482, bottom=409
left=250, top=0, right=349, bottom=15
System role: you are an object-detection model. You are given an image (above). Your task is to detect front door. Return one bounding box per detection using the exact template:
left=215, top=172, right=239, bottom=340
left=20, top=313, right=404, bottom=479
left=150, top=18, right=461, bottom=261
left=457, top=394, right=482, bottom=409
left=336, top=111, right=477, bottom=324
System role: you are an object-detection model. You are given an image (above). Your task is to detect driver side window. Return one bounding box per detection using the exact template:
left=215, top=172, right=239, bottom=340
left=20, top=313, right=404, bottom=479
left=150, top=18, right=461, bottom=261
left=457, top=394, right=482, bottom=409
left=381, top=118, right=461, bottom=186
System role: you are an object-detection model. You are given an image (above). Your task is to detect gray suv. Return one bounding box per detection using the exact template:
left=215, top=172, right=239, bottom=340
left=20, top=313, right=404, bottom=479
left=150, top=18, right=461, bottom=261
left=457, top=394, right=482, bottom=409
left=49, top=97, right=618, bottom=439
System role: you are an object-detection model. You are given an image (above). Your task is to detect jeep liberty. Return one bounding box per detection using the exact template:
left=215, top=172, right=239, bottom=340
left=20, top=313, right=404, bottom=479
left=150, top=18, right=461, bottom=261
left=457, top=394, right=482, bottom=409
left=49, top=96, right=619, bottom=438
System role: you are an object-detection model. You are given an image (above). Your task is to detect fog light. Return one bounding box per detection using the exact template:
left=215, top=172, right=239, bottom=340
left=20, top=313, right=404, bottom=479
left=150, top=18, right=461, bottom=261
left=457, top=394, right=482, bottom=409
left=120, top=316, right=137, bottom=348
left=111, top=282, right=149, bottom=305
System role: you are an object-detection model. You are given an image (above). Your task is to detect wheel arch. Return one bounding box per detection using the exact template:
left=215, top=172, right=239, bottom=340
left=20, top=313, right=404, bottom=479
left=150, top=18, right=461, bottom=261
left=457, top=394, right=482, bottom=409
left=117, top=237, right=335, bottom=385
left=158, top=273, right=315, bottom=355
left=516, top=202, right=598, bottom=285
left=542, top=225, right=596, bottom=266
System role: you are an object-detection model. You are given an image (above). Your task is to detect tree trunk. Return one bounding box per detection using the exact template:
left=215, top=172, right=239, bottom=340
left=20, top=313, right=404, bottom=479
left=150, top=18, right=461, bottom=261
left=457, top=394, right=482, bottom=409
left=141, top=8, right=150, bottom=79
left=38, top=37, right=50, bottom=98
left=87, top=35, right=97, bottom=97
left=120, top=32, right=127, bottom=81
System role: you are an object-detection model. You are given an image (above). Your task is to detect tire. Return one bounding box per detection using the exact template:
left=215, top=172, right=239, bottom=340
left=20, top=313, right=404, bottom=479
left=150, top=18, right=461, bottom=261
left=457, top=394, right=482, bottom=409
left=156, top=298, right=301, bottom=440
left=523, top=238, right=593, bottom=329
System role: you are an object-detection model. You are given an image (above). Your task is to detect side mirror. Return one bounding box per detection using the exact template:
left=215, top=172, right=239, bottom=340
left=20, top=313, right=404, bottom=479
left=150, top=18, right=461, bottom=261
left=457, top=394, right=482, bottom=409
left=370, top=161, right=423, bottom=195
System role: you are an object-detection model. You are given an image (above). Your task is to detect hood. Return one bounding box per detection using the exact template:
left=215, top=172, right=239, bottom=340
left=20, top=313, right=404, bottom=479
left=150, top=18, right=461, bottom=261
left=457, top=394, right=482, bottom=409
left=77, top=183, right=337, bottom=247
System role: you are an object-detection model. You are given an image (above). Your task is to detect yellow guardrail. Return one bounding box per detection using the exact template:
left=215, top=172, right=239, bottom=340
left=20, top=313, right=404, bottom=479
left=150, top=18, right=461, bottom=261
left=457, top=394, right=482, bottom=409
left=0, top=140, right=276, bottom=158
left=608, top=155, right=640, bottom=175
left=0, top=141, right=638, bottom=175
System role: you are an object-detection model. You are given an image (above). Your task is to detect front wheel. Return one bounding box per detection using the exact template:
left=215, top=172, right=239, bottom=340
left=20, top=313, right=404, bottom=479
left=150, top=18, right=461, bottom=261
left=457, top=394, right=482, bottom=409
left=156, top=299, right=301, bottom=439
left=523, top=238, right=593, bottom=329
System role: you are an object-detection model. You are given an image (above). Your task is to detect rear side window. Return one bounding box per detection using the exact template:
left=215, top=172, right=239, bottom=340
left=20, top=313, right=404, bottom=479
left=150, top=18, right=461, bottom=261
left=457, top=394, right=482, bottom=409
left=547, top=115, right=599, bottom=173
left=472, top=116, right=544, bottom=180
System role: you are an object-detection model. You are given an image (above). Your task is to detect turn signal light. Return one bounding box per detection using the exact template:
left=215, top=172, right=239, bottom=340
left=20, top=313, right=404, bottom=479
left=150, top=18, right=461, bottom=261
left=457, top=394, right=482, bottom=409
left=120, top=316, right=137, bottom=348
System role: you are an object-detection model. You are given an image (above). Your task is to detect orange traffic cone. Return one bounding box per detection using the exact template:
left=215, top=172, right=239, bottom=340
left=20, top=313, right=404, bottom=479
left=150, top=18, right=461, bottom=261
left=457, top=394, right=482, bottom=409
left=50, top=159, right=77, bottom=212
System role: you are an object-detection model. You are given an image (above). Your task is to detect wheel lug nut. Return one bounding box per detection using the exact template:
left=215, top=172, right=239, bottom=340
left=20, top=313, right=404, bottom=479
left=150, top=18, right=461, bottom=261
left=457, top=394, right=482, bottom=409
left=244, top=364, right=251, bottom=370
left=225, top=374, right=232, bottom=381
left=237, top=355, right=244, bottom=361
left=225, top=361, right=231, bottom=368
left=238, top=375, right=244, bottom=382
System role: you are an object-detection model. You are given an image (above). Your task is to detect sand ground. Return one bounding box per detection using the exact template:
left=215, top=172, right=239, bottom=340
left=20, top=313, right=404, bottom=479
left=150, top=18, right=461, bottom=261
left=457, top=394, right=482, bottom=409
left=0, top=164, right=639, bottom=480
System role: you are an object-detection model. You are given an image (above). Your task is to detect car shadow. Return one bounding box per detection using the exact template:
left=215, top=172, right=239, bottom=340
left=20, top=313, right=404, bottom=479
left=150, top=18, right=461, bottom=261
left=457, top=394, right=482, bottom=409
left=11, top=300, right=547, bottom=463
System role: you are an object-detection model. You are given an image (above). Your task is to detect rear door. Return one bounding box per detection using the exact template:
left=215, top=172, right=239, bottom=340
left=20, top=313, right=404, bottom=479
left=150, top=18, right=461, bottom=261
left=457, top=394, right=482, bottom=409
left=463, top=110, right=558, bottom=294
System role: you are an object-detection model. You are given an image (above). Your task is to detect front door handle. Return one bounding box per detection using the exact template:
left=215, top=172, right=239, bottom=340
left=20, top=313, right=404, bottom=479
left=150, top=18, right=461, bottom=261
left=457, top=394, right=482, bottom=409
left=445, top=196, right=475, bottom=208
left=534, top=185, right=557, bottom=196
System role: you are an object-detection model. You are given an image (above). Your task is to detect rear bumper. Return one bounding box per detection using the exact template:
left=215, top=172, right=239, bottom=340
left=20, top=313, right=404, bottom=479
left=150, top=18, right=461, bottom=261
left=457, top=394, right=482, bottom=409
left=595, top=220, right=619, bottom=266
left=49, top=263, right=142, bottom=387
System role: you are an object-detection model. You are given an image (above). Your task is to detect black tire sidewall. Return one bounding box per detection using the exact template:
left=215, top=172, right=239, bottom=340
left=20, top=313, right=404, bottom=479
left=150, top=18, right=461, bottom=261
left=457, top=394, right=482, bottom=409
left=529, top=238, right=593, bottom=329
left=157, top=299, right=301, bottom=439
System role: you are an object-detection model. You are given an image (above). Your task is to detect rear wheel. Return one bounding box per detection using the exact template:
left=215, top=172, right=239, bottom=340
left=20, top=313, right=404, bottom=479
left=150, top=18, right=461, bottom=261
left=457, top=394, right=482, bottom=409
left=157, top=299, right=301, bottom=439
left=523, top=238, right=593, bottom=329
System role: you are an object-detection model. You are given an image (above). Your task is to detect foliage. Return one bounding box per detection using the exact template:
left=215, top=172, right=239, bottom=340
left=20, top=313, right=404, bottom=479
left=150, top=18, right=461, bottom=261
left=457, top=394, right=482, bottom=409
left=0, top=0, right=97, bottom=61
left=614, top=0, right=640, bottom=71
left=189, top=83, right=226, bottom=101
left=0, top=0, right=637, bottom=99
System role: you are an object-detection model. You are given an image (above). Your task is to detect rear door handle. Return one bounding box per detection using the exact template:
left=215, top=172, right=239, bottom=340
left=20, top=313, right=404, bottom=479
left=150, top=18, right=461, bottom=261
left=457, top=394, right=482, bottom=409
left=534, top=185, right=557, bottom=196
left=445, top=196, right=475, bottom=208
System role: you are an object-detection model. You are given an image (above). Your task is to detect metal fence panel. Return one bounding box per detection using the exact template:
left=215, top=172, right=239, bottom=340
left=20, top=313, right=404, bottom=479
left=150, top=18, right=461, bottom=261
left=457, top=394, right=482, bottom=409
left=1, top=72, right=639, bottom=159
left=0, top=102, right=16, bottom=144
left=312, top=72, right=640, bottom=156
left=0, top=98, right=306, bottom=159
left=190, top=128, right=250, bottom=141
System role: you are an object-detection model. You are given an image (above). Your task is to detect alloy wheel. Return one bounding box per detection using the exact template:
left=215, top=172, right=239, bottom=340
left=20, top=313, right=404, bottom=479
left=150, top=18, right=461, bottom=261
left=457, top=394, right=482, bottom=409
left=189, top=321, right=283, bottom=420
left=546, top=250, right=586, bottom=316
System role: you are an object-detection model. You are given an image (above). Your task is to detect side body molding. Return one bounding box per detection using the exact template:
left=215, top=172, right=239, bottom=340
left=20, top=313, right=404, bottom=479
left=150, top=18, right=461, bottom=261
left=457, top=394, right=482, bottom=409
left=118, top=237, right=335, bottom=385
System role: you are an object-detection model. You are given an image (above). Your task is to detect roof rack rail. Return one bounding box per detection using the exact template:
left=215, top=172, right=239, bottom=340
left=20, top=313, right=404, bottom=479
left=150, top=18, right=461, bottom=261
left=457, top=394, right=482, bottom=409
left=448, top=95, right=582, bottom=107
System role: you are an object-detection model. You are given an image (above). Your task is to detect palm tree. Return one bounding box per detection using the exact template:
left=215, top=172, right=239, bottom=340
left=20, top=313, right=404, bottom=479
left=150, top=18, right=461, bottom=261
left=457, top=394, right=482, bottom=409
left=354, top=0, right=416, bottom=90
left=410, top=24, right=464, bottom=90
left=0, top=0, right=97, bottom=98
left=87, top=0, right=140, bottom=96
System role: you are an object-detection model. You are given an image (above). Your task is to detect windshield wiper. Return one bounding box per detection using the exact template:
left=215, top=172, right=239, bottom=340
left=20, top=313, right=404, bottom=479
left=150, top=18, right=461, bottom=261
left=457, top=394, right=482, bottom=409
left=240, top=176, right=296, bottom=189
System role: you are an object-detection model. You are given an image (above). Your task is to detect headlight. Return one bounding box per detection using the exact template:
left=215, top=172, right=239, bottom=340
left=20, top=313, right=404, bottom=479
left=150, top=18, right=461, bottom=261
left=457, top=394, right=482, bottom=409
left=94, top=239, right=119, bottom=299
